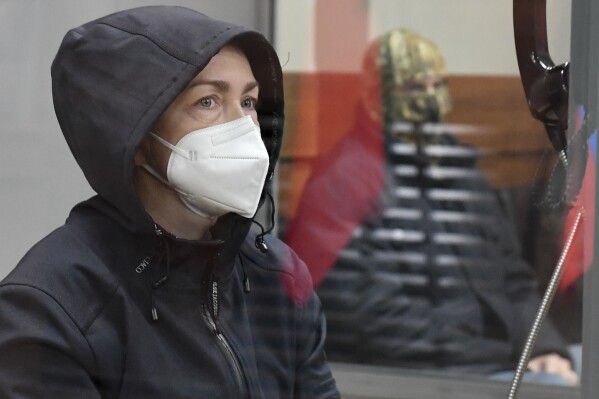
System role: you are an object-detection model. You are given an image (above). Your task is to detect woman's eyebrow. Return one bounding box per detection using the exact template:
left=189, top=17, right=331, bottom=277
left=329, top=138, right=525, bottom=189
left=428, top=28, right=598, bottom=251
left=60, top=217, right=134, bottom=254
left=187, top=79, right=229, bottom=91
left=244, top=81, right=259, bottom=93
left=186, top=80, right=259, bottom=93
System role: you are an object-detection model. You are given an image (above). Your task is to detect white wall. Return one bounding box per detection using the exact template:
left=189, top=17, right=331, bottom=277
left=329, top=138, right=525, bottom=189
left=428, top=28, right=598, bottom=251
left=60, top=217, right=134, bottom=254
left=0, top=0, right=270, bottom=278
left=275, top=0, right=571, bottom=74
left=275, top=0, right=317, bottom=72
left=369, top=0, right=571, bottom=75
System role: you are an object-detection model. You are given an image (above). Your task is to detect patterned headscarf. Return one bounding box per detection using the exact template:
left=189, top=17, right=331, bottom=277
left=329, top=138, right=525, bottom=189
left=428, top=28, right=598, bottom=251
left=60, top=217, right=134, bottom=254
left=364, top=29, right=452, bottom=124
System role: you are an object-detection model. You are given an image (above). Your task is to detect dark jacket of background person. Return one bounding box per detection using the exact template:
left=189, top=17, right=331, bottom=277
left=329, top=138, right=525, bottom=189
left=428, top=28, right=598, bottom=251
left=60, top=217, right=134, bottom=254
left=0, top=7, right=339, bottom=399
left=285, top=29, right=569, bottom=375
left=315, top=106, right=568, bottom=373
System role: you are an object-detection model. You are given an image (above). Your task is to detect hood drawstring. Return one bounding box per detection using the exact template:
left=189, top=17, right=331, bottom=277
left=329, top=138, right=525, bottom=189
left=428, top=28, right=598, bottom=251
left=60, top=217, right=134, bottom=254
left=243, top=189, right=276, bottom=294
left=253, top=190, right=276, bottom=253
left=238, top=253, right=251, bottom=293
left=148, top=191, right=273, bottom=316
left=151, top=234, right=171, bottom=321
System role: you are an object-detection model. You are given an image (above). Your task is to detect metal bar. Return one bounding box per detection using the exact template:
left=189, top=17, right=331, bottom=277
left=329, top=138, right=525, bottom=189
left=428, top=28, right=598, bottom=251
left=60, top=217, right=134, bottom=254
left=572, top=0, right=599, bottom=396
left=507, top=210, right=584, bottom=399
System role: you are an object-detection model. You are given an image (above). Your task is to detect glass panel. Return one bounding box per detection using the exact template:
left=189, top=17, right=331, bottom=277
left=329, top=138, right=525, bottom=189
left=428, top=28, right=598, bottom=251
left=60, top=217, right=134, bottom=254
left=275, top=0, right=584, bottom=395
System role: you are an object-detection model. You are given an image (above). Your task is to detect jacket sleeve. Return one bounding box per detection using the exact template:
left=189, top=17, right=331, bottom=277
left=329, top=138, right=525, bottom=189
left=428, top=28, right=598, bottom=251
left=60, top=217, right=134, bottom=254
left=279, top=243, right=340, bottom=399
left=316, top=253, right=435, bottom=366
left=493, top=219, right=571, bottom=361
left=0, top=284, right=102, bottom=399
left=458, top=170, right=571, bottom=364
left=293, top=291, right=340, bottom=399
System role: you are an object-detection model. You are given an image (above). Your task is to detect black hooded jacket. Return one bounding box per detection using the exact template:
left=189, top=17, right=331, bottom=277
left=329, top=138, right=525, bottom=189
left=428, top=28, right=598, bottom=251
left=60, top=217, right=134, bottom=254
left=0, top=6, right=339, bottom=399
left=289, top=104, right=569, bottom=373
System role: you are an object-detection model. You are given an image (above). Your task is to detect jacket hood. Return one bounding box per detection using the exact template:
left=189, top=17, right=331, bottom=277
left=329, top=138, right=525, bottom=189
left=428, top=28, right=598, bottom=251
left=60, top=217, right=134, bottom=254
left=51, top=6, right=284, bottom=234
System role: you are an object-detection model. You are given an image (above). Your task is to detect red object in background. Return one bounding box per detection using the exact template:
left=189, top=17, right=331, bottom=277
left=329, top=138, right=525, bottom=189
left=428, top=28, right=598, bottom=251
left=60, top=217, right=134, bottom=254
left=284, top=109, right=386, bottom=288
left=283, top=0, right=375, bottom=293
left=559, top=107, right=596, bottom=294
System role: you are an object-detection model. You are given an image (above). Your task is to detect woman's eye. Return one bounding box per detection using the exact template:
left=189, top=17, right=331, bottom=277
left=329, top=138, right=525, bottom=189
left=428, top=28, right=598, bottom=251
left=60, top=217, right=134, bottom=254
left=242, top=98, right=256, bottom=109
left=198, top=97, right=213, bottom=108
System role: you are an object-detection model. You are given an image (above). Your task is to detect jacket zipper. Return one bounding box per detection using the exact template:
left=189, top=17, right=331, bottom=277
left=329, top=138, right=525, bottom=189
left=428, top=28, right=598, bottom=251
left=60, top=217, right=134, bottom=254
left=202, top=277, right=250, bottom=399
left=152, top=225, right=249, bottom=396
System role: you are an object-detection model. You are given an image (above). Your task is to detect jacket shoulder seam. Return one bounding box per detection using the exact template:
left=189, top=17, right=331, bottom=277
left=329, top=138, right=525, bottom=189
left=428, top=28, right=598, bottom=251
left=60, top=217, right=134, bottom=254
left=0, top=282, right=100, bottom=367
left=36, top=224, right=124, bottom=333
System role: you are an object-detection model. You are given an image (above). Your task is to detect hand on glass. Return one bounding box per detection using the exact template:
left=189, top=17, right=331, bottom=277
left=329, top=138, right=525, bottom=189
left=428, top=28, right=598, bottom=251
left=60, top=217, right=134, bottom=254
left=528, top=353, right=579, bottom=385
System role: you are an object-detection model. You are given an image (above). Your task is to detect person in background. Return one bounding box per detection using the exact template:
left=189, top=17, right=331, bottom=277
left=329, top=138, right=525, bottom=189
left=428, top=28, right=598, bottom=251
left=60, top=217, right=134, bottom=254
left=0, top=6, right=339, bottom=398
left=285, top=28, right=577, bottom=385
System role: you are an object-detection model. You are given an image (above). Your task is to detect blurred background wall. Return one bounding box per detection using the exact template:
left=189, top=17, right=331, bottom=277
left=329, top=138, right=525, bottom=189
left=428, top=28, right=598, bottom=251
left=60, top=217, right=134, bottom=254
left=274, top=0, right=572, bottom=226
left=275, top=0, right=571, bottom=73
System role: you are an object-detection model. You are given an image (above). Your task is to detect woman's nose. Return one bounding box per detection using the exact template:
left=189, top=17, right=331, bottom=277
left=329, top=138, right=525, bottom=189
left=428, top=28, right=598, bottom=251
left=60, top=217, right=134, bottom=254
left=225, top=101, right=258, bottom=125
left=222, top=104, right=244, bottom=124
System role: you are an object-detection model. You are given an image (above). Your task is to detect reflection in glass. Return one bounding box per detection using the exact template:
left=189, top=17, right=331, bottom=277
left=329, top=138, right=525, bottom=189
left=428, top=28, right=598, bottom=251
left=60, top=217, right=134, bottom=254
left=280, top=25, right=579, bottom=386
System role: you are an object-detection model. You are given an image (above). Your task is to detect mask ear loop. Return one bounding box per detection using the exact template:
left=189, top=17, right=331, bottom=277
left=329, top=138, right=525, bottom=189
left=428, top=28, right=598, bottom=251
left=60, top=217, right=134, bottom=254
left=140, top=164, right=193, bottom=199
left=141, top=132, right=196, bottom=198
left=149, top=132, right=196, bottom=160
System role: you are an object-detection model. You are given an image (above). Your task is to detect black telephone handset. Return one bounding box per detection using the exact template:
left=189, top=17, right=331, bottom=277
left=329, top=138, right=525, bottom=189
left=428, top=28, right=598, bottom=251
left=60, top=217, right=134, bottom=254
left=514, top=0, right=570, bottom=163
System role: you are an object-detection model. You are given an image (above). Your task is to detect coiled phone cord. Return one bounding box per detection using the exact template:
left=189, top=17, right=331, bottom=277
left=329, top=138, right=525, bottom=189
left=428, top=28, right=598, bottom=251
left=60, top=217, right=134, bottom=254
left=507, top=208, right=584, bottom=399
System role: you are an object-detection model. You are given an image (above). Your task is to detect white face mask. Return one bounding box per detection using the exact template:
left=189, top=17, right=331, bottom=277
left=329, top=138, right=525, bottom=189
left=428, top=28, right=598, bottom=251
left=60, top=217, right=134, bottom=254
left=143, top=115, right=270, bottom=219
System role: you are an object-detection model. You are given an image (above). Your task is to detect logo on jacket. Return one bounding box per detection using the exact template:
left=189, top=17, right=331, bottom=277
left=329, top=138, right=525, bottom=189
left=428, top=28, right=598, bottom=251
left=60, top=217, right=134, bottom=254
left=135, top=256, right=151, bottom=274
